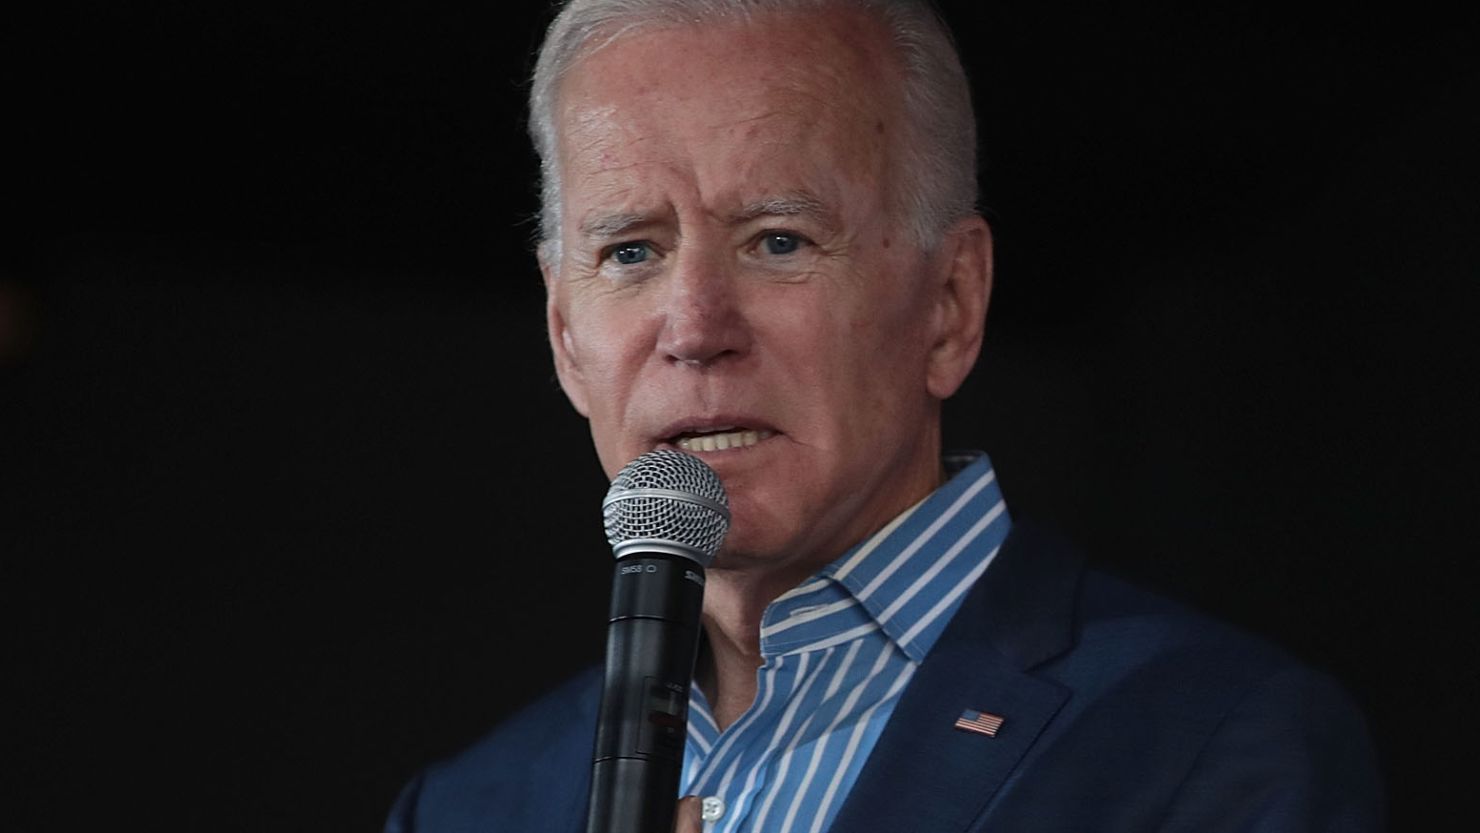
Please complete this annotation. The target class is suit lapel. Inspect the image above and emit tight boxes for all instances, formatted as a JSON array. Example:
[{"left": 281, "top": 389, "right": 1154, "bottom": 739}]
[{"left": 829, "top": 524, "right": 1083, "bottom": 833}]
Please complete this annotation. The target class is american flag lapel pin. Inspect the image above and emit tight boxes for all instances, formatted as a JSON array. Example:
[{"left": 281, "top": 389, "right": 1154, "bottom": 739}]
[{"left": 953, "top": 708, "right": 1005, "bottom": 738}]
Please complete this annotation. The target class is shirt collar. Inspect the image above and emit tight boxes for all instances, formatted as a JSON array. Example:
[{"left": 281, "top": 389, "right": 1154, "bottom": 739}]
[{"left": 758, "top": 451, "right": 1011, "bottom": 662}]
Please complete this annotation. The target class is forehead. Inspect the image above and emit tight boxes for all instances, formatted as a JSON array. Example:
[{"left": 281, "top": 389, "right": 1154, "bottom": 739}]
[
  {"left": 551, "top": 8, "right": 902, "bottom": 213},
  {"left": 570, "top": 6, "right": 895, "bottom": 96}
]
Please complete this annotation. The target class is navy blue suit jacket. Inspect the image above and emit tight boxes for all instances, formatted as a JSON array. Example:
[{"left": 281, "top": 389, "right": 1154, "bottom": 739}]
[{"left": 386, "top": 524, "right": 1384, "bottom": 831}]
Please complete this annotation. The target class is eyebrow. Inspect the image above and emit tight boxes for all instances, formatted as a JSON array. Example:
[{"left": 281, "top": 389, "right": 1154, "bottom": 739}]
[
  {"left": 576, "top": 192, "right": 836, "bottom": 240},
  {"left": 578, "top": 211, "right": 651, "bottom": 239},
  {"left": 731, "top": 192, "right": 832, "bottom": 226}
]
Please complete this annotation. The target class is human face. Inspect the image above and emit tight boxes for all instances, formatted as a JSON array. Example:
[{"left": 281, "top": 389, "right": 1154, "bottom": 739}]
[{"left": 544, "top": 10, "right": 986, "bottom": 577}]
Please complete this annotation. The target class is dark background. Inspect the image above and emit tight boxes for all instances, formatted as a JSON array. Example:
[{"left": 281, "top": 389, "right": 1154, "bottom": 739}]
[{"left": 5, "top": 2, "right": 1476, "bottom": 830}]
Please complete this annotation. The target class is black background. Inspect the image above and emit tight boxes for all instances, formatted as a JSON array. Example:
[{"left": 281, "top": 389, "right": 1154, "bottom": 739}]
[{"left": 5, "top": 2, "right": 1477, "bottom": 830}]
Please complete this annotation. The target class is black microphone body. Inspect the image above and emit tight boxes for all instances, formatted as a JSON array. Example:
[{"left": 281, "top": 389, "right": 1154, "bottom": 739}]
[
  {"left": 587, "top": 551, "right": 706, "bottom": 833},
  {"left": 587, "top": 450, "right": 729, "bottom": 833}
]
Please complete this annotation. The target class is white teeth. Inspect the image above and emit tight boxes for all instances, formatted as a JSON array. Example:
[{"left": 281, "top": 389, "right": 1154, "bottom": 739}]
[{"left": 677, "top": 429, "right": 773, "bottom": 452}]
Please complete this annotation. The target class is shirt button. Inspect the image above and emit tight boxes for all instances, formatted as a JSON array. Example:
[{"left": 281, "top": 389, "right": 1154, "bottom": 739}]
[{"left": 700, "top": 795, "right": 726, "bottom": 822}]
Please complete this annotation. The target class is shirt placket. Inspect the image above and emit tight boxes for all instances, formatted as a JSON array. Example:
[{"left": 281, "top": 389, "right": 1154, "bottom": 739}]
[{"left": 696, "top": 651, "right": 805, "bottom": 833}]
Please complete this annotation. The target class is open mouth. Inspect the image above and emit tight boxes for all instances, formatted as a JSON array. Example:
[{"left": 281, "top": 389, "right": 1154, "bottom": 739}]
[{"left": 672, "top": 428, "right": 775, "bottom": 453}]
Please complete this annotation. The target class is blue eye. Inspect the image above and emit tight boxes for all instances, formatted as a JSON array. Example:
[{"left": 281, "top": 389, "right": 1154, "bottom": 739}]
[
  {"left": 609, "top": 242, "right": 651, "bottom": 265},
  {"left": 761, "top": 233, "right": 802, "bottom": 255}
]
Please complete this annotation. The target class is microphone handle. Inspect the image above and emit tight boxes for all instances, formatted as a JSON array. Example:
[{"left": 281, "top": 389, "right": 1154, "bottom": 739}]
[{"left": 587, "top": 552, "right": 706, "bottom": 833}]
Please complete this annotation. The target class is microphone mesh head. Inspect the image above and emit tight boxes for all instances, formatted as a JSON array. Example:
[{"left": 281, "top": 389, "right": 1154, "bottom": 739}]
[{"left": 603, "top": 449, "right": 730, "bottom": 564}]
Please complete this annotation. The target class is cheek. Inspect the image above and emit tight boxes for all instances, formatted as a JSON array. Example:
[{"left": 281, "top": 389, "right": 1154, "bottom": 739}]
[
  {"left": 565, "top": 300, "right": 623, "bottom": 368},
  {"left": 564, "top": 301, "right": 653, "bottom": 415},
  {"left": 830, "top": 267, "right": 932, "bottom": 349},
  {"left": 848, "top": 291, "right": 937, "bottom": 406},
  {"left": 569, "top": 333, "right": 622, "bottom": 404},
  {"left": 565, "top": 315, "right": 638, "bottom": 476}
]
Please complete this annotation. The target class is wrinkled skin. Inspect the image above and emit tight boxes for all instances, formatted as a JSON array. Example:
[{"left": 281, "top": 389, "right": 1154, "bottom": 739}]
[{"left": 542, "top": 7, "right": 992, "bottom": 598}]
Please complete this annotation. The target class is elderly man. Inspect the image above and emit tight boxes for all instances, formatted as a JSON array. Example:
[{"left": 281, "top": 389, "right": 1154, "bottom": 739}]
[{"left": 387, "top": 1, "right": 1383, "bottom": 831}]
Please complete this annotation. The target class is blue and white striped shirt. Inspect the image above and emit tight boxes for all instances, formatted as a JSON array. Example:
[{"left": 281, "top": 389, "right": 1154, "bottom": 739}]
[{"left": 680, "top": 452, "right": 1011, "bottom": 833}]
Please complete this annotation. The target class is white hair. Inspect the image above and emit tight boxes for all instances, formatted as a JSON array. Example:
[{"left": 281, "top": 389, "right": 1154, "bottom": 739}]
[{"left": 528, "top": 0, "right": 979, "bottom": 264}]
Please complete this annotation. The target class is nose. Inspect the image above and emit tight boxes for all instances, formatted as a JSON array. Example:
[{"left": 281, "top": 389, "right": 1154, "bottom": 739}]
[{"left": 656, "top": 248, "right": 752, "bottom": 367}]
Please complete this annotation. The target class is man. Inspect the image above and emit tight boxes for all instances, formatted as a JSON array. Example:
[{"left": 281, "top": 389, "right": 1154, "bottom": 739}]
[{"left": 387, "top": 1, "right": 1383, "bottom": 830}]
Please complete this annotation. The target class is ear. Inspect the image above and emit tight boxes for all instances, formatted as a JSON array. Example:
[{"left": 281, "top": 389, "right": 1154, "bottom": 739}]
[
  {"left": 925, "top": 215, "right": 993, "bottom": 400},
  {"left": 540, "top": 247, "right": 592, "bottom": 417}
]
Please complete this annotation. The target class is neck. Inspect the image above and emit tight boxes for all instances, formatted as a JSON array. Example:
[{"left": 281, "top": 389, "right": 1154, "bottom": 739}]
[
  {"left": 696, "top": 563, "right": 816, "bottom": 731},
  {"left": 695, "top": 454, "right": 950, "bottom": 730}
]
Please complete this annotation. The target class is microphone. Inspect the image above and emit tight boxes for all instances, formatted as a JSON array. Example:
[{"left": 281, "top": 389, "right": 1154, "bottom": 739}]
[{"left": 587, "top": 450, "right": 730, "bottom": 833}]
